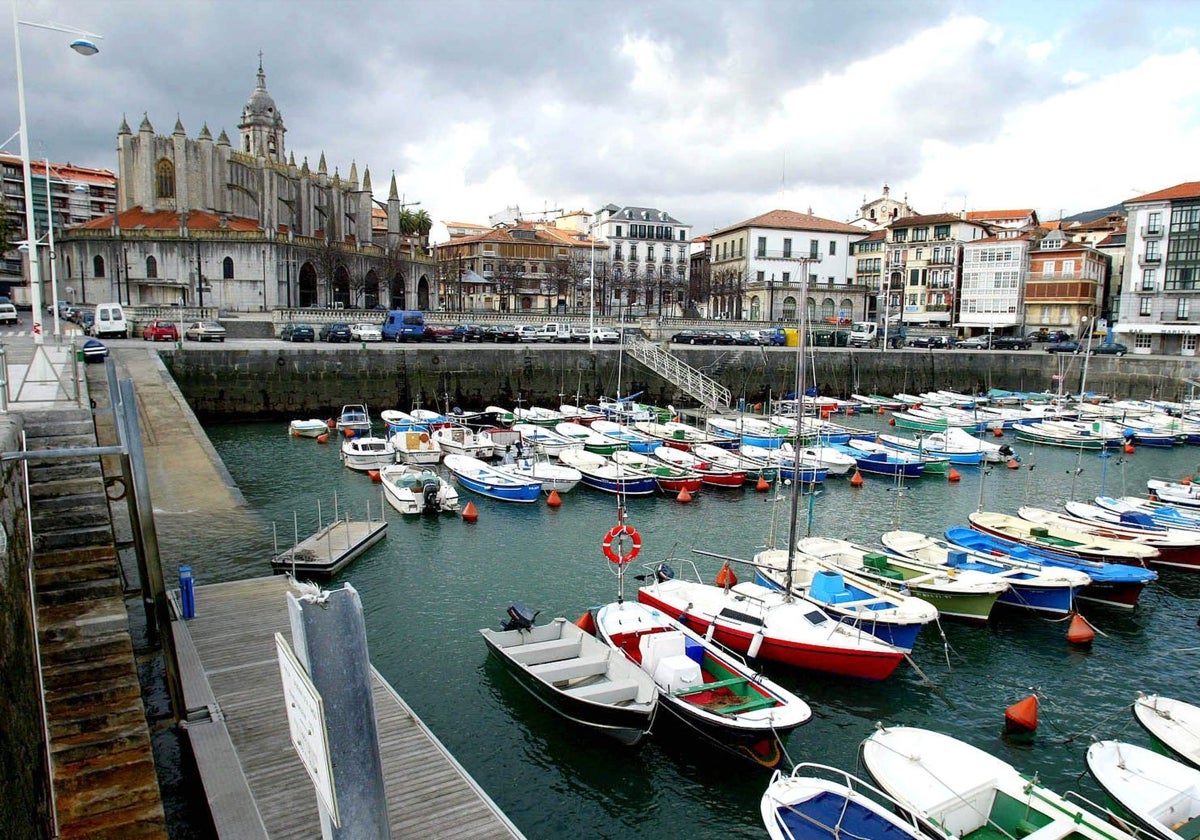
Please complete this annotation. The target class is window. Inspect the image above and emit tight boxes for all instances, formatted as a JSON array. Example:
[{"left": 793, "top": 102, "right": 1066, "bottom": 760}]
[
  {"left": 1146, "top": 241, "right": 1161, "bottom": 260},
  {"left": 155, "top": 159, "right": 175, "bottom": 198},
  {"left": 894, "top": 229, "right": 908, "bottom": 242},
  {"left": 1142, "top": 269, "right": 1157, "bottom": 291},
  {"left": 756, "top": 236, "right": 767, "bottom": 257},
  {"left": 738, "top": 238, "right": 744, "bottom": 256},
  {"left": 1042, "top": 260, "right": 1055, "bottom": 276},
  {"left": 1135, "top": 334, "right": 1154, "bottom": 350},
  {"left": 822, "top": 298, "right": 835, "bottom": 320},
  {"left": 829, "top": 240, "right": 837, "bottom": 256},
  {"left": 222, "top": 256, "right": 234, "bottom": 279},
  {"left": 783, "top": 238, "right": 792, "bottom": 258},
  {"left": 678, "top": 230, "right": 685, "bottom": 241},
  {"left": 934, "top": 224, "right": 950, "bottom": 239},
  {"left": 1140, "top": 297, "right": 1153, "bottom": 316},
  {"left": 757, "top": 271, "right": 765, "bottom": 282},
  {"left": 1147, "top": 211, "right": 1162, "bottom": 234},
  {"left": 915, "top": 248, "right": 923, "bottom": 261},
  {"left": 782, "top": 272, "right": 790, "bottom": 284},
  {"left": 1186, "top": 335, "right": 1198, "bottom": 353},
  {"left": 146, "top": 255, "right": 158, "bottom": 278},
  {"left": 615, "top": 225, "right": 623, "bottom": 238},
  {"left": 913, "top": 227, "right": 929, "bottom": 241},
  {"left": 93, "top": 254, "right": 105, "bottom": 278},
  {"left": 1063, "top": 260, "right": 1075, "bottom": 276},
  {"left": 1179, "top": 298, "right": 1191, "bottom": 320}
]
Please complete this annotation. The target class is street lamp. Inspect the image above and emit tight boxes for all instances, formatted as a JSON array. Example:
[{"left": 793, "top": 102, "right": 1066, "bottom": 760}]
[{"left": 12, "top": 5, "right": 101, "bottom": 344}]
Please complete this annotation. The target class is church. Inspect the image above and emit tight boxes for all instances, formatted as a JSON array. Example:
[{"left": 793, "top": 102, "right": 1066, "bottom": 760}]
[{"left": 57, "top": 61, "right": 435, "bottom": 312}]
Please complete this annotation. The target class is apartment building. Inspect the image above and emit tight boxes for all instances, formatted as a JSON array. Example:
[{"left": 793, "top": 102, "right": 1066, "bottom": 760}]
[
  {"left": 593, "top": 204, "right": 691, "bottom": 316},
  {"left": 1024, "top": 230, "right": 1107, "bottom": 335},
  {"left": 850, "top": 230, "right": 887, "bottom": 320},
  {"left": 959, "top": 235, "right": 1032, "bottom": 335},
  {"left": 708, "top": 209, "right": 867, "bottom": 323},
  {"left": 1114, "top": 182, "right": 1200, "bottom": 355},
  {"left": 884, "top": 213, "right": 989, "bottom": 327}
]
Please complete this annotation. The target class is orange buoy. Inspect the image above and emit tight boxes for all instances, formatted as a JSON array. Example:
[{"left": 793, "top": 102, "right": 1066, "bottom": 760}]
[
  {"left": 677, "top": 487, "right": 693, "bottom": 503},
  {"left": 1067, "top": 613, "right": 1096, "bottom": 645},
  {"left": 715, "top": 562, "right": 738, "bottom": 590},
  {"left": 850, "top": 469, "right": 864, "bottom": 487},
  {"left": 821, "top": 408, "right": 832, "bottom": 420},
  {"left": 755, "top": 475, "right": 770, "bottom": 492},
  {"left": 847, "top": 407, "right": 856, "bottom": 417},
  {"left": 290, "top": 429, "right": 300, "bottom": 437},
  {"left": 316, "top": 433, "right": 329, "bottom": 444},
  {"left": 1004, "top": 694, "right": 1039, "bottom": 734},
  {"left": 574, "top": 610, "right": 596, "bottom": 635},
  {"left": 1007, "top": 458, "right": 1020, "bottom": 469},
  {"left": 546, "top": 489, "right": 562, "bottom": 507},
  {"left": 947, "top": 468, "right": 961, "bottom": 482},
  {"left": 754, "top": 402, "right": 762, "bottom": 412},
  {"left": 367, "top": 469, "right": 381, "bottom": 482},
  {"left": 343, "top": 427, "right": 356, "bottom": 438},
  {"left": 1124, "top": 442, "right": 1135, "bottom": 454},
  {"left": 889, "top": 417, "right": 896, "bottom": 426},
  {"left": 326, "top": 418, "right": 336, "bottom": 428},
  {"left": 1149, "top": 492, "right": 1158, "bottom": 501},
  {"left": 993, "top": 428, "right": 1004, "bottom": 437},
  {"left": 1183, "top": 476, "right": 1192, "bottom": 486},
  {"left": 462, "top": 501, "right": 479, "bottom": 522}
]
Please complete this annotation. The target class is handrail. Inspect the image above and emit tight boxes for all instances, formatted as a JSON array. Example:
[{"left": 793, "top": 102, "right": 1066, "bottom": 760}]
[{"left": 624, "top": 336, "right": 731, "bottom": 409}]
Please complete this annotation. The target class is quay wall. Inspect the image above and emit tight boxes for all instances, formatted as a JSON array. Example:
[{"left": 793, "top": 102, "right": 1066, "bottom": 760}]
[
  {"left": 161, "top": 346, "right": 1200, "bottom": 422},
  {"left": 0, "top": 416, "right": 50, "bottom": 840}
]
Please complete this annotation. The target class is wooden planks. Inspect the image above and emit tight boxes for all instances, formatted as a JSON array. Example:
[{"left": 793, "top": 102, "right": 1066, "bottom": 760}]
[
  {"left": 269, "top": 519, "right": 387, "bottom": 577},
  {"left": 175, "top": 576, "right": 523, "bottom": 839}
]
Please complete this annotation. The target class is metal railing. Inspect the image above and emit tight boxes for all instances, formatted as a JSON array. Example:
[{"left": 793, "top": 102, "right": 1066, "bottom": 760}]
[{"left": 623, "top": 335, "right": 731, "bottom": 409}]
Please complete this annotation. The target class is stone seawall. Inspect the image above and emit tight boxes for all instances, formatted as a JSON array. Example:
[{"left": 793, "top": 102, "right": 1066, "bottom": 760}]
[
  {"left": 0, "top": 415, "right": 50, "bottom": 840},
  {"left": 161, "top": 345, "right": 1200, "bottom": 422}
]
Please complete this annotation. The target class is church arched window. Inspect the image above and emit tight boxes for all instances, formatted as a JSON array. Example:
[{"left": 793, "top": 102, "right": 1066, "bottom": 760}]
[
  {"left": 223, "top": 257, "right": 234, "bottom": 279},
  {"left": 93, "top": 254, "right": 105, "bottom": 278},
  {"left": 146, "top": 255, "right": 158, "bottom": 278},
  {"left": 155, "top": 159, "right": 175, "bottom": 198},
  {"left": 268, "top": 135, "right": 276, "bottom": 155}
]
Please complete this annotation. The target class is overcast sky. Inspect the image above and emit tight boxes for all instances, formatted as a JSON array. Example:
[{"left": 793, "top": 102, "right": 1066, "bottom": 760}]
[{"left": 3, "top": 0, "right": 1198, "bottom": 241}]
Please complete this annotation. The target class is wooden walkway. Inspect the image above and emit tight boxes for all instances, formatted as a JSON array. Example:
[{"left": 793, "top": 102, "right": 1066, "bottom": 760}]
[
  {"left": 173, "top": 576, "right": 524, "bottom": 839},
  {"left": 269, "top": 518, "right": 388, "bottom": 577}
]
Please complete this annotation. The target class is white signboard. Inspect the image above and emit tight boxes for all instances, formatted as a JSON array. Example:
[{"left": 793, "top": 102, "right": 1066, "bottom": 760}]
[{"left": 275, "top": 633, "right": 340, "bottom": 826}]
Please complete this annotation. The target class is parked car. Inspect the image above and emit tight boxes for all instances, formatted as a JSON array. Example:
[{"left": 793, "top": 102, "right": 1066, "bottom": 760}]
[
  {"left": 184, "top": 321, "right": 226, "bottom": 342},
  {"left": 280, "top": 322, "right": 316, "bottom": 342},
  {"left": 671, "top": 330, "right": 710, "bottom": 345},
  {"left": 1027, "top": 329, "right": 1071, "bottom": 343},
  {"left": 0, "top": 303, "right": 18, "bottom": 325},
  {"left": 1046, "top": 339, "right": 1082, "bottom": 354},
  {"left": 319, "top": 322, "right": 353, "bottom": 342},
  {"left": 79, "top": 313, "right": 96, "bottom": 335},
  {"left": 350, "top": 322, "right": 382, "bottom": 342},
  {"left": 991, "top": 336, "right": 1032, "bottom": 350},
  {"left": 423, "top": 324, "right": 455, "bottom": 342},
  {"left": 515, "top": 324, "right": 543, "bottom": 342},
  {"left": 141, "top": 319, "right": 179, "bottom": 342},
  {"left": 1089, "top": 342, "right": 1129, "bottom": 356},
  {"left": 484, "top": 324, "right": 520, "bottom": 343},
  {"left": 955, "top": 335, "right": 992, "bottom": 350},
  {"left": 587, "top": 326, "right": 620, "bottom": 344},
  {"left": 909, "top": 334, "right": 955, "bottom": 348},
  {"left": 452, "top": 323, "right": 484, "bottom": 342},
  {"left": 617, "top": 326, "right": 646, "bottom": 341},
  {"left": 730, "top": 330, "right": 758, "bottom": 345},
  {"left": 568, "top": 325, "right": 592, "bottom": 343}
]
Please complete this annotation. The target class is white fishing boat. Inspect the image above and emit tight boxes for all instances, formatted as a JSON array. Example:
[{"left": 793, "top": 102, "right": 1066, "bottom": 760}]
[
  {"left": 494, "top": 456, "right": 581, "bottom": 494},
  {"left": 513, "top": 406, "right": 564, "bottom": 426},
  {"left": 558, "top": 403, "right": 606, "bottom": 425},
  {"left": 388, "top": 429, "right": 442, "bottom": 465},
  {"left": 380, "top": 409, "right": 425, "bottom": 434},
  {"left": 1134, "top": 694, "right": 1200, "bottom": 769},
  {"left": 378, "top": 464, "right": 458, "bottom": 515},
  {"left": 335, "top": 403, "right": 372, "bottom": 435},
  {"left": 511, "top": 423, "right": 583, "bottom": 457},
  {"left": 1148, "top": 479, "right": 1200, "bottom": 510},
  {"left": 554, "top": 421, "right": 628, "bottom": 455},
  {"left": 691, "top": 443, "right": 778, "bottom": 481},
  {"left": 431, "top": 425, "right": 495, "bottom": 459},
  {"left": 862, "top": 725, "right": 1138, "bottom": 840},
  {"left": 288, "top": 418, "right": 328, "bottom": 438},
  {"left": 1086, "top": 740, "right": 1200, "bottom": 840},
  {"left": 340, "top": 435, "right": 394, "bottom": 471}
]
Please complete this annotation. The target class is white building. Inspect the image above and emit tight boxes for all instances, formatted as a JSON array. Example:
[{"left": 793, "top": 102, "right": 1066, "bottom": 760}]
[
  {"left": 958, "top": 235, "right": 1031, "bottom": 333},
  {"left": 593, "top": 204, "right": 691, "bottom": 316}
]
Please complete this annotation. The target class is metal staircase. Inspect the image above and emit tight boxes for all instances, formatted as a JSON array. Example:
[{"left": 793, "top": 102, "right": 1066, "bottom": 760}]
[{"left": 623, "top": 336, "right": 732, "bottom": 409}]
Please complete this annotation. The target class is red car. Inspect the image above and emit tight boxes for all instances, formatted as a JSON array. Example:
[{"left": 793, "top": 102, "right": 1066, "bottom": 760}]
[{"left": 141, "top": 319, "right": 180, "bottom": 342}]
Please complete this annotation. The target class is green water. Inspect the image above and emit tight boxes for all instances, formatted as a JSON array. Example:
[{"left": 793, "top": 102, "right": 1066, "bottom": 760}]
[{"left": 184, "top": 416, "right": 1200, "bottom": 839}]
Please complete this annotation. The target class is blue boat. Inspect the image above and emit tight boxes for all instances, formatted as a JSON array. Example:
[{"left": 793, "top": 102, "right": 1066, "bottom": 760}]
[
  {"left": 775, "top": 458, "right": 829, "bottom": 484},
  {"left": 829, "top": 442, "right": 924, "bottom": 478},
  {"left": 944, "top": 527, "right": 1157, "bottom": 611},
  {"left": 558, "top": 449, "right": 659, "bottom": 496},
  {"left": 875, "top": 433, "right": 985, "bottom": 466},
  {"left": 1094, "top": 495, "right": 1200, "bottom": 530},
  {"left": 442, "top": 453, "right": 542, "bottom": 503},
  {"left": 881, "top": 530, "right": 1086, "bottom": 616},
  {"left": 591, "top": 420, "right": 659, "bottom": 454}
]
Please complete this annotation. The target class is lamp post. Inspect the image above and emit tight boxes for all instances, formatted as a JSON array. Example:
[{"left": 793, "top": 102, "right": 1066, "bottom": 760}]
[
  {"left": 43, "top": 158, "right": 61, "bottom": 336},
  {"left": 12, "top": 6, "right": 101, "bottom": 344},
  {"left": 588, "top": 217, "right": 597, "bottom": 350}
]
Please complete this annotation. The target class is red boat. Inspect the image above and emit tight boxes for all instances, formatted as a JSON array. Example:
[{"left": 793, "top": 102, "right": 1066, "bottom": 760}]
[{"left": 652, "top": 446, "right": 747, "bottom": 487}]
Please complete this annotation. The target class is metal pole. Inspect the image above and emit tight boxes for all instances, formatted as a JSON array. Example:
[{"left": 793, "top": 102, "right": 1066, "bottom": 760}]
[
  {"left": 588, "top": 220, "right": 596, "bottom": 350},
  {"left": 288, "top": 585, "right": 391, "bottom": 840},
  {"left": 13, "top": 5, "right": 44, "bottom": 343},
  {"left": 44, "top": 159, "right": 61, "bottom": 338}
]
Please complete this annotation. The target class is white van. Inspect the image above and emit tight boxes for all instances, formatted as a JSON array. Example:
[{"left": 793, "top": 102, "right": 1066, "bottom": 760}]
[
  {"left": 0, "top": 303, "right": 18, "bottom": 325},
  {"left": 92, "top": 303, "right": 128, "bottom": 339},
  {"left": 535, "top": 322, "right": 572, "bottom": 342}
]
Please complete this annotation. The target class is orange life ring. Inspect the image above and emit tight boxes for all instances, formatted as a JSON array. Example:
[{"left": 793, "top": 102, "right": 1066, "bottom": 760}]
[
  {"left": 602, "top": 524, "right": 642, "bottom": 565},
  {"left": 419, "top": 432, "right": 430, "bottom": 443}
]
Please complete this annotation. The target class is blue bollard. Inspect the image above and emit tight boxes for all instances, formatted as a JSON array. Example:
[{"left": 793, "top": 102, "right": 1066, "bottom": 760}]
[{"left": 180, "top": 565, "right": 195, "bottom": 619}]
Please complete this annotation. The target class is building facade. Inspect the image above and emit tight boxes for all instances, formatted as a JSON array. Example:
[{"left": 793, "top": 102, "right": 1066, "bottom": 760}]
[
  {"left": 1, "top": 154, "right": 117, "bottom": 306},
  {"left": 884, "top": 213, "right": 989, "bottom": 328},
  {"left": 1023, "top": 230, "right": 1108, "bottom": 336},
  {"left": 57, "top": 62, "right": 434, "bottom": 312},
  {"left": 958, "top": 235, "right": 1032, "bottom": 334},
  {"left": 850, "top": 230, "right": 886, "bottom": 321},
  {"left": 593, "top": 205, "right": 691, "bottom": 317},
  {"left": 708, "top": 209, "right": 868, "bottom": 323},
  {"left": 1114, "top": 182, "right": 1200, "bottom": 355}
]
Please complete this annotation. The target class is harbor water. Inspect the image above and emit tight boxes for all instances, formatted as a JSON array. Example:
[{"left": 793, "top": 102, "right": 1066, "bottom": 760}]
[{"left": 181, "top": 414, "right": 1200, "bottom": 839}]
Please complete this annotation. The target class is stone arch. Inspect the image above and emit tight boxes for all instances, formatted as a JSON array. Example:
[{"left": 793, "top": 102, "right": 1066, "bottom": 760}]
[
  {"left": 333, "top": 265, "right": 351, "bottom": 307},
  {"left": 417, "top": 275, "right": 430, "bottom": 310},
  {"left": 822, "top": 298, "right": 835, "bottom": 321},
  {"left": 146, "top": 255, "right": 158, "bottom": 278},
  {"left": 364, "top": 269, "right": 380, "bottom": 309},
  {"left": 782, "top": 296, "right": 798, "bottom": 320},
  {"left": 298, "top": 261, "right": 318, "bottom": 307},
  {"left": 749, "top": 295, "right": 761, "bottom": 320},
  {"left": 840, "top": 297, "right": 854, "bottom": 323},
  {"left": 156, "top": 158, "right": 175, "bottom": 198},
  {"left": 389, "top": 273, "right": 406, "bottom": 309},
  {"left": 806, "top": 297, "right": 816, "bottom": 321},
  {"left": 223, "top": 256, "right": 234, "bottom": 279},
  {"left": 93, "top": 254, "right": 105, "bottom": 278},
  {"left": 520, "top": 296, "right": 533, "bottom": 310}
]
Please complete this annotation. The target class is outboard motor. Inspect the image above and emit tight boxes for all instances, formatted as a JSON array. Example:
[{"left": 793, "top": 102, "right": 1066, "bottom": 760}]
[
  {"left": 502, "top": 603, "right": 540, "bottom": 631},
  {"left": 654, "top": 563, "right": 675, "bottom": 583},
  {"left": 421, "top": 480, "right": 441, "bottom": 514},
  {"left": 998, "top": 444, "right": 1014, "bottom": 457}
]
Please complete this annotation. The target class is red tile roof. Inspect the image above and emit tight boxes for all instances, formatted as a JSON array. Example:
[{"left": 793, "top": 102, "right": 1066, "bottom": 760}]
[
  {"left": 0, "top": 152, "right": 116, "bottom": 185},
  {"left": 888, "top": 212, "right": 969, "bottom": 227},
  {"left": 1127, "top": 182, "right": 1200, "bottom": 203},
  {"left": 74, "top": 207, "right": 261, "bottom": 232},
  {"left": 965, "top": 209, "right": 1035, "bottom": 221},
  {"left": 712, "top": 209, "right": 864, "bottom": 237}
]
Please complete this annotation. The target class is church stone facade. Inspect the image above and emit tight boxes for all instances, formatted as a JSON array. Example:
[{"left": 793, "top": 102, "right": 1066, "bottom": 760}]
[{"left": 58, "top": 62, "right": 434, "bottom": 313}]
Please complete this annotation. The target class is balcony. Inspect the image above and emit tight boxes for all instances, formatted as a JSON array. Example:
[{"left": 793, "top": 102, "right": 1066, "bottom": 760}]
[
  {"left": 754, "top": 248, "right": 822, "bottom": 261},
  {"left": 1161, "top": 312, "right": 1197, "bottom": 323},
  {"left": 928, "top": 254, "right": 955, "bottom": 265},
  {"left": 926, "top": 304, "right": 951, "bottom": 312},
  {"left": 1141, "top": 225, "right": 1163, "bottom": 238},
  {"left": 1140, "top": 253, "right": 1163, "bottom": 266}
]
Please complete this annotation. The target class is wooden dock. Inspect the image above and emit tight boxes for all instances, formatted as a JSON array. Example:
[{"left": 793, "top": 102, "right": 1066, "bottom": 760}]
[
  {"left": 270, "top": 518, "right": 387, "bottom": 577},
  {"left": 172, "top": 576, "right": 524, "bottom": 839}
]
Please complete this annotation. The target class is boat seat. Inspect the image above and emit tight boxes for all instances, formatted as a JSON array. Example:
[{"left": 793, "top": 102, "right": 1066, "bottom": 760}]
[
  {"left": 673, "top": 676, "right": 748, "bottom": 697},
  {"left": 528, "top": 655, "right": 609, "bottom": 684},
  {"left": 1018, "top": 820, "right": 1081, "bottom": 840},
  {"left": 714, "top": 693, "right": 778, "bottom": 715},
  {"left": 564, "top": 679, "right": 641, "bottom": 705},
  {"left": 505, "top": 637, "right": 581, "bottom": 666}
]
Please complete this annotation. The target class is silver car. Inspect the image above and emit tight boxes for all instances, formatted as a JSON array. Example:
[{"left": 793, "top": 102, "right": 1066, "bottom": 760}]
[{"left": 184, "top": 321, "right": 226, "bottom": 342}]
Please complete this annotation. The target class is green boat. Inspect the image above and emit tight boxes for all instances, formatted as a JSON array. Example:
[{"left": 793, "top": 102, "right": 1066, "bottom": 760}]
[{"left": 796, "top": 536, "right": 1008, "bottom": 624}]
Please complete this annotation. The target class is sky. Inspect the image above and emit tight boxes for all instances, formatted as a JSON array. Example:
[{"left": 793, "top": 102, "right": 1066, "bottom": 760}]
[{"left": 3, "top": 0, "right": 1199, "bottom": 243}]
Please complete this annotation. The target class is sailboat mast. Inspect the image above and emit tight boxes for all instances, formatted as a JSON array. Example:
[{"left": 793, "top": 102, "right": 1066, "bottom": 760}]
[{"left": 783, "top": 265, "right": 814, "bottom": 598}]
